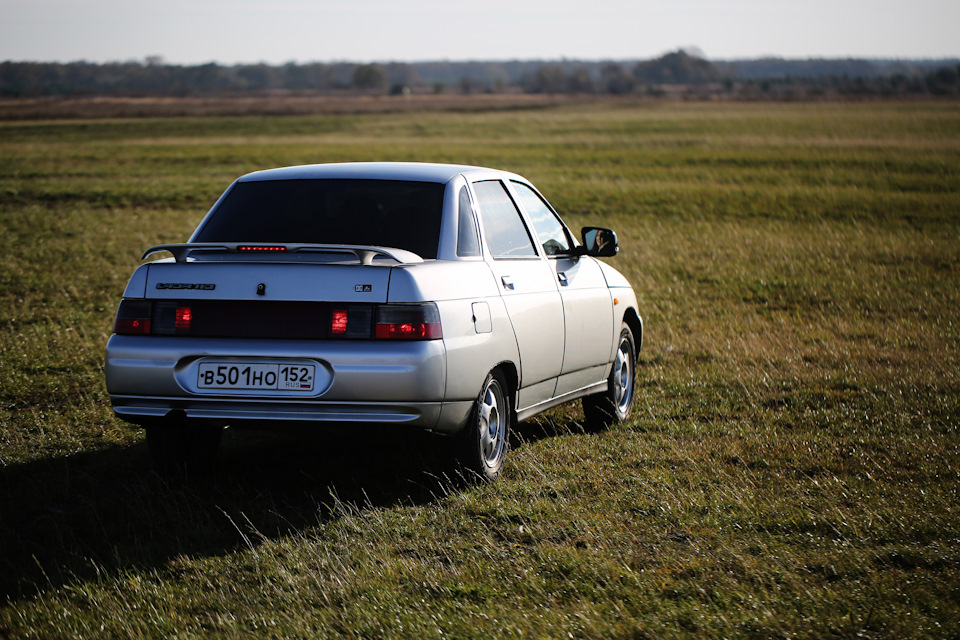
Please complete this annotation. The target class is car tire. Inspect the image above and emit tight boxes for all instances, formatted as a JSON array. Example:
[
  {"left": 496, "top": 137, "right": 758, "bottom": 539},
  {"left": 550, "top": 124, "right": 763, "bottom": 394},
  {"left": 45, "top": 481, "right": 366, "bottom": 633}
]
[
  {"left": 457, "top": 370, "right": 510, "bottom": 482},
  {"left": 583, "top": 322, "right": 636, "bottom": 430},
  {"left": 146, "top": 421, "right": 223, "bottom": 478}
]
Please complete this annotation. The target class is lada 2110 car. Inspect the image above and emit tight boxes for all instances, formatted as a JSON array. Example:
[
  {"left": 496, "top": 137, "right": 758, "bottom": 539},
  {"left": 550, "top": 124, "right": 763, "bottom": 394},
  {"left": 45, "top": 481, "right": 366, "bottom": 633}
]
[{"left": 105, "top": 163, "right": 643, "bottom": 480}]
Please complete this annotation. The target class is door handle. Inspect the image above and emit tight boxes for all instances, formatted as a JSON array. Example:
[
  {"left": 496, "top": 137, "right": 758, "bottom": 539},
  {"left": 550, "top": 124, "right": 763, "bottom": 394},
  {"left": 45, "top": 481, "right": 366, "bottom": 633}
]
[
  {"left": 501, "top": 275, "right": 515, "bottom": 290},
  {"left": 558, "top": 272, "right": 568, "bottom": 286}
]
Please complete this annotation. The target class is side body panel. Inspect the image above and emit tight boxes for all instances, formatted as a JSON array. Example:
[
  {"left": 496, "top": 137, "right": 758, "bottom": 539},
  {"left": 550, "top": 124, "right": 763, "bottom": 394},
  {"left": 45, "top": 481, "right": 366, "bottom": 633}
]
[{"left": 550, "top": 255, "right": 615, "bottom": 397}]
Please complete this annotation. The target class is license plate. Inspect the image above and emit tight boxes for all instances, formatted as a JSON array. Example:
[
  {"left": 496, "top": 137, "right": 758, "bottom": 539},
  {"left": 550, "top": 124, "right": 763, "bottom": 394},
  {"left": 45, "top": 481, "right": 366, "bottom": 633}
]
[{"left": 197, "top": 362, "right": 315, "bottom": 392}]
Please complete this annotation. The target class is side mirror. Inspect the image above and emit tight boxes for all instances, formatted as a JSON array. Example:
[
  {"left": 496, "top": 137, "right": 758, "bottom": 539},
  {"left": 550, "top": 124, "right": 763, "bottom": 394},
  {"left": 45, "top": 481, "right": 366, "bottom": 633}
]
[{"left": 580, "top": 226, "right": 619, "bottom": 257}]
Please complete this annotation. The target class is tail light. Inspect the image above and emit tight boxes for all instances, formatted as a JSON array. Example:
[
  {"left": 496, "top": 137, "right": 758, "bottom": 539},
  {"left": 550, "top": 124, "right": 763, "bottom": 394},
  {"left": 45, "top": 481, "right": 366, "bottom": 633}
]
[
  {"left": 153, "top": 301, "right": 193, "bottom": 335},
  {"left": 113, "top": 300, "right": 152, "bottom": 335},
  {"left": 331, "top": 309, "right": 349, "bottom": 334},
  {"left": 112, "top": 300, "right": 441, "bottom": 340},
  {"left": 113, "top": 300, "right": 193, "bottom": 336},
  {"left": 175, "top": 305, "right": 193, "bottom": 332},
  {"left": 375, "top": 304, "right": 442, "bottom": 340},
  {"left": 329, "top": 305, "right": 372, "bottom": 338}
]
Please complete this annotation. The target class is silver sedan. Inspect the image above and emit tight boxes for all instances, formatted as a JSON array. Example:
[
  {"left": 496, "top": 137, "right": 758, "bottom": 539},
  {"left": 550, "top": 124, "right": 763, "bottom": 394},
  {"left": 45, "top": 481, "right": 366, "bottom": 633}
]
[{"left": 105, "top": 162, "right": 642, "bottom": 480}]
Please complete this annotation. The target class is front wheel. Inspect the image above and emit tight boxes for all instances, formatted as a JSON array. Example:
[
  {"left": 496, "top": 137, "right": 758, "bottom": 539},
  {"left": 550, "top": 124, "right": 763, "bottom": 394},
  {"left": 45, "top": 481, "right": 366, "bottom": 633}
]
[
  {"left": 457, "top": 370, "right": 510, "bottom": 482},
  {"left": 583, "top": 322, "right": 637, "bottom": 430}
]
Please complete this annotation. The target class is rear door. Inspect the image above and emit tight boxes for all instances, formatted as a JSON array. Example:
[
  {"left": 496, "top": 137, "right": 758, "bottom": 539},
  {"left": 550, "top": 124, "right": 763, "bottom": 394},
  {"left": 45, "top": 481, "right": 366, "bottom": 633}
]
[{"left": 471, "top": 179, "right": 564, "bottom": 410}]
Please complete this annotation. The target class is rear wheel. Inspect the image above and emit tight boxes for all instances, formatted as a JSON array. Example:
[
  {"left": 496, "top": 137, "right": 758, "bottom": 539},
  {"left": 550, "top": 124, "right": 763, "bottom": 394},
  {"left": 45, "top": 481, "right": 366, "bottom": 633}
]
[
  {"left": 583, "top": 322, "right": 636, "bottom": 430},
  {"left": 146, "top": 420, "right": 223, "bottom": 478},
  {"left": 457, "top": 370, "right": 510, "bottom": 482}
]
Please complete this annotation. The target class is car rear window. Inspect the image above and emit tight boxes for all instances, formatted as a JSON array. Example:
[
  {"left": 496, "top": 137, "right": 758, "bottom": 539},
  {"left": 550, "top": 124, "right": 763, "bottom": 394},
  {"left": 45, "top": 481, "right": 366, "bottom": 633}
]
[{"left": 193, "top": 179, "right": 445, "bottom": 259}]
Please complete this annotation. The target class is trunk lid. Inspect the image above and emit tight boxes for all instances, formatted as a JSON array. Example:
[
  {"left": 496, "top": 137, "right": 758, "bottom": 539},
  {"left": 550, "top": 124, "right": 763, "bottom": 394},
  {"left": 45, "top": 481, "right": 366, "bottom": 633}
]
[{"left": 144, "top": 261, "right": 392, "bottom": 304}]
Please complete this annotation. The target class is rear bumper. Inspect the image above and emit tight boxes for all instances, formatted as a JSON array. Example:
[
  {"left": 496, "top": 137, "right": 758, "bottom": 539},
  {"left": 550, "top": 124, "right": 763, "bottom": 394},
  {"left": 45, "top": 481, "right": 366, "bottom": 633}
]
[
  {"left": 110, "top": 395, "right": 444, "bottom": 428},
  {"left": 105, "top": 335, "right": 469, "bottom": 432}
]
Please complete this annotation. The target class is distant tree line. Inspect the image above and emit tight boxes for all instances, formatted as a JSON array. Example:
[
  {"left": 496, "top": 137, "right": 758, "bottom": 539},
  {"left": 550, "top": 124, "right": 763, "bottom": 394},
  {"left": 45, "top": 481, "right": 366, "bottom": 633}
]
[{"left": 2, "top": 52, "right": 958, "bottom": 99}]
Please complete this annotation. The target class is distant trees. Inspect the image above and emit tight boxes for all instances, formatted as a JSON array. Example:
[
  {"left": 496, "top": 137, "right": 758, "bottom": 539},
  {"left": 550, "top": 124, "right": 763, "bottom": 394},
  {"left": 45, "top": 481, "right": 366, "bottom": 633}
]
[
  {"left": 281, "top": 62, "right": 337, "bottom": 92},
  {"left": 383, "top": 63, "right": 420, "bottom": 93},
  {"left": 566, "top": 66, "right": 595, "bottom": 93},
  {"left": 928, "top": 65, "right": 960, "bottom": 95},
  {"left": 601, "top": 63, "right": 636, "bottom": 94},
  {"left": 524, "top": 64, "right": 566, "bottom": 94},
  {"left": 1, "top": 54, "right": 958, "bottom": 100},
  {"left": 237, "top": 64, "right": 279, "bottom": 91},
  {"left": 633, "top": 50, "right": 722, "bottom": 85},
  {"left": 351, "top": 64, "right": 386, "bottom": 91},
  {"left": 0, "top": 60, "right": 349, "bottom": 97}
]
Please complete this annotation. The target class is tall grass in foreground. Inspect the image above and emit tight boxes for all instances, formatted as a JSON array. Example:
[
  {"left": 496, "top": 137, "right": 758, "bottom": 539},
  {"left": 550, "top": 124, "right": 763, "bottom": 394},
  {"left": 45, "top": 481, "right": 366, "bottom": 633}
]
[{"left": 1, "top": 101, "right": 958, "bottom": 638}]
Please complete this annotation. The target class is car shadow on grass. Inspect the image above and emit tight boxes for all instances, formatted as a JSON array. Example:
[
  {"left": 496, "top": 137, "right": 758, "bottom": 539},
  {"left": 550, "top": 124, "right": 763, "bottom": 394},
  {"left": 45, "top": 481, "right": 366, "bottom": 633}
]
[
  {"left": 0, "top": 424, "right": 474, "bottom": 602},
  {"left": 514, "top": 405, "right": 599, "bottom": 448}
]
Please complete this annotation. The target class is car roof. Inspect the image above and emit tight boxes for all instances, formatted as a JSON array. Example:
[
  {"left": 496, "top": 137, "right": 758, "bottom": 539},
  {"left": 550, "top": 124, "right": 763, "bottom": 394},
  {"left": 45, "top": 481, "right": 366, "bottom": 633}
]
[{"left": 237, "top": 162, "right": 523, "bottom": 184}]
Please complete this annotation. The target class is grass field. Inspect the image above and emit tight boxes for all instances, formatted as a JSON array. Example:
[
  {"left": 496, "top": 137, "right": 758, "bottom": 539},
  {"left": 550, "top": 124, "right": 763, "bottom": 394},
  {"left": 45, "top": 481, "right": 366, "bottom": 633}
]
[{"left": 1, "top": 100, "right": 958, "bottom": 638}]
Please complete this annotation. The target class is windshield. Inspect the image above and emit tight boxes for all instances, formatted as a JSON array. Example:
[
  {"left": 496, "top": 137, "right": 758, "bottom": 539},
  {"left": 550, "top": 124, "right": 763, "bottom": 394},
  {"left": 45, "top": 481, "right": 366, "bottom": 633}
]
[{"left": 193, "top": 179, "right": 445, "bottom": 259}]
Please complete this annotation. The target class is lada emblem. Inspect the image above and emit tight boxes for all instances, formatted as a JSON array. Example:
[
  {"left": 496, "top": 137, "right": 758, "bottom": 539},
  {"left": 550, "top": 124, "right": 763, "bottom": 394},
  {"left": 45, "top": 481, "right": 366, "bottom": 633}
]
[{"left": 156, "top": 283, "right": 216, "bottom": 290}]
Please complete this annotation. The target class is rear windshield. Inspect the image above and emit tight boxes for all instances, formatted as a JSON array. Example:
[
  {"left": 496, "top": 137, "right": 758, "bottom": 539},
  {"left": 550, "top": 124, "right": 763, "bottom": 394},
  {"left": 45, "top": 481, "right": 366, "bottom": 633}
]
[{"left": 193, "top": 179, "right": 445, "bottom": 259}]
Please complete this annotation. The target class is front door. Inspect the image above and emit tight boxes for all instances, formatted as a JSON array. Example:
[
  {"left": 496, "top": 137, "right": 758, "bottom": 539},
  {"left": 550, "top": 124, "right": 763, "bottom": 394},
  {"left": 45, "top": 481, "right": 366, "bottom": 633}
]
[{"left": 507, "top": 180, "right": 614, "bottom": 396}]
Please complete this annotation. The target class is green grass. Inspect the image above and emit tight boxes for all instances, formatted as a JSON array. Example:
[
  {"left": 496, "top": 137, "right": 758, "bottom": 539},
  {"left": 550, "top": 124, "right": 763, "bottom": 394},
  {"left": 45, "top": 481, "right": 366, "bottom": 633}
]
[{"left": 1, "top": 100, "right": 959, "bottom": 638}]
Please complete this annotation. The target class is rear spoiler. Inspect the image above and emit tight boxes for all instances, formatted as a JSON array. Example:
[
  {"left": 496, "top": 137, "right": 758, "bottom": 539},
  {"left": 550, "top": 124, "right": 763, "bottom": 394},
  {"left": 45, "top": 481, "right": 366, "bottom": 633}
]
[{"left": 141, "top": 243, "right": 424, "bottom": 266}]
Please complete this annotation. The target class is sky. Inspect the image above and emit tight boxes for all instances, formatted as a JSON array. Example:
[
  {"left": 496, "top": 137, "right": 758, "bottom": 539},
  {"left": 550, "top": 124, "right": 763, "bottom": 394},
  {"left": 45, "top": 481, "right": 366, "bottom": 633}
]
[{"left": 1, "top": 0, "right": 958, "bottom": 65}]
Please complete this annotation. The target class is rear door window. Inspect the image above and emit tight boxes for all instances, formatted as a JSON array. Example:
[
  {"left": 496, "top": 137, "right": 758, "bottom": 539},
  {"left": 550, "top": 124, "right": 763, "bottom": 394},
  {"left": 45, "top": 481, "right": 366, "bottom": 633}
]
[
  {"left": 457, "top": 185, "right": 481, "bottom": 257},
  {"left": 472, "top": 180, "right": 537, "bottom": 258}
]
